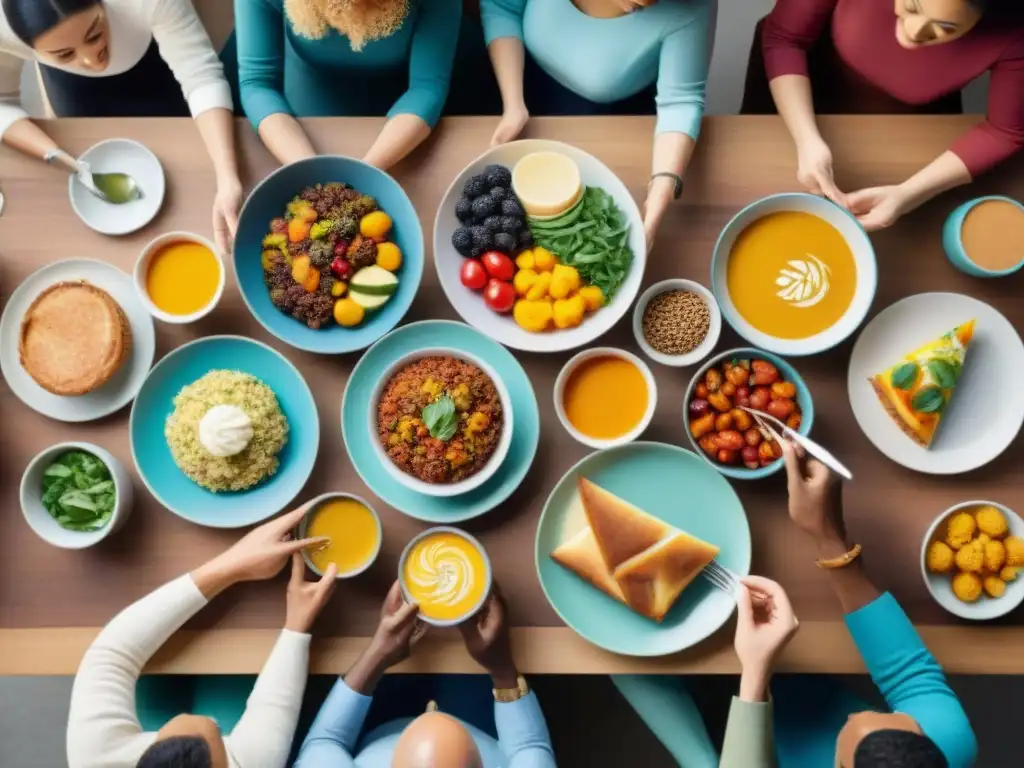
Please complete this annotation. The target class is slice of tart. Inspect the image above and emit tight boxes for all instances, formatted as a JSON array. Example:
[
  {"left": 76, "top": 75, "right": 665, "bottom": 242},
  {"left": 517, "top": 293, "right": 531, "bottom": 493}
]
[{"left": 869, "top": 320, "right": 975, "bottom": 447}]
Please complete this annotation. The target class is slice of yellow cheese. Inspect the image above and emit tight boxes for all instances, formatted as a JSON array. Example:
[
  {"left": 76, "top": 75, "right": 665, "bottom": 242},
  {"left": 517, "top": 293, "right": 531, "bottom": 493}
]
[{"left": 512, "top": 152, "right": 582, "bottom": 218}]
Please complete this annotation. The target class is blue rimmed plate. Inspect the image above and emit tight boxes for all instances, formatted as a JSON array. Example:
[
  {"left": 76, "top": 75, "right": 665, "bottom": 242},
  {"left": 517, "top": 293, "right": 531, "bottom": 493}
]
[
  {"left": 535, "top": 442, "right": 751, "bottom": 657},
  {"left": 130, "top": 336, "right": 319, "bottom": 528},
  {"left": 342, "top": 320, "right": 539, "bottom": 522}
]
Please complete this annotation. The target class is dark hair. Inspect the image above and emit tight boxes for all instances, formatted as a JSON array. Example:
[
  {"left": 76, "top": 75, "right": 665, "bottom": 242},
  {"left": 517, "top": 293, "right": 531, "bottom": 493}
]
[
  {"left": 135, "top": 736, "right": 212, "bottom": 768},
  {"left": 968, "top": 0, "right": 1024, "bottom": 24},
  {"left": 1, "top": 0, "right": 101, "bottom": 46},
  {"left": 855, "top": 730, "right": 948, "bottom": 768}
]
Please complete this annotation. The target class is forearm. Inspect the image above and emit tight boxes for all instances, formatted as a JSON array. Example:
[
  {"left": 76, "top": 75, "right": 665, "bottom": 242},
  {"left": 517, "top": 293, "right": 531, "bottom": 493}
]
[
  {"left": 769, "top": 75, "right": 822, "bottom": 147},
  {"left": 2, "top": 118, "right": 77, "bottom": 171},
  {"left": 814, "top": 532, "right": 880, "bottom": 615},
  {"left": 194, "top": 107, "right": 240, "bottom": 185},
  {"left": 363, "top": 114, "right": 431, "bottom": 171},
  {"left": 896, "top": 151, "right": 971, "bottom": 214},
  {"left": 344, "top": 641, "right": 393, "bottom": 695},
  {"left": 720, "top": 695, "right": 775, "bottom": 768},
  {"left": 257, "top": 113, "right": 317, "bottom": 166},
  {"left": 739, "top": 665, "right": 770, "bottom": 703},
  {"left": 646, "top": 131, "right": 696, "bottom": 222},
  {"left": 488, "top": 37, "right": 527, "bottom": 113}
]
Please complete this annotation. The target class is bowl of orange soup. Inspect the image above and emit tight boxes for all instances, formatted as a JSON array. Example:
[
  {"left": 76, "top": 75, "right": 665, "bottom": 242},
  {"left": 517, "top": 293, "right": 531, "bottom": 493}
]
[
  {"left": 299, "top": 493, "right": 383, "bottom": 579},
  {"left": 135, "top": 232, "right": 225, "bottom": 324},
  {"left": 399, "top": 526, "right": 492, "bottom": 626},
  {"left": 554, "top": 347, "right": 657, "bottom": 450},
  {"left": 711, "top": 193, "right": 877, "bottom": 357},
  {"left": 943, "top": 196, "right": 1024, "bottom": 278}
]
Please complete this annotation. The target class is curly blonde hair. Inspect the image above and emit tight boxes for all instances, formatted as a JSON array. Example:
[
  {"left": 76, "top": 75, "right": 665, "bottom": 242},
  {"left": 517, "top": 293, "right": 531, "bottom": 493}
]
[{"left": 284, "top": 0, "right": 411, "bottom": 51}]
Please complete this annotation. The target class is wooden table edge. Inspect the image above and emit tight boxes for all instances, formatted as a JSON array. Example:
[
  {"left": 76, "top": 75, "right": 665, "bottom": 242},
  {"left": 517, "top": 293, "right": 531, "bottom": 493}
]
[{"left": 2, "top": 624, "right": 1017, "bottom": 675}]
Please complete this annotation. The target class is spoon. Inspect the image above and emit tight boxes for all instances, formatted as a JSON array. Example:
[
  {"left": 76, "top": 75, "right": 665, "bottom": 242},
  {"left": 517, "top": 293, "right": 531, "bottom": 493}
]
[{"left": 76, "top": 163, "right": 143, "bottom": 205}]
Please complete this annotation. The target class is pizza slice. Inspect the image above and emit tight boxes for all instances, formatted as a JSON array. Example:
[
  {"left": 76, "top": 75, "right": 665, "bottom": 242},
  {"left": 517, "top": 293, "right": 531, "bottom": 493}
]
[{"left": 869, "top": 319, "right": 975, "bottom": 447}]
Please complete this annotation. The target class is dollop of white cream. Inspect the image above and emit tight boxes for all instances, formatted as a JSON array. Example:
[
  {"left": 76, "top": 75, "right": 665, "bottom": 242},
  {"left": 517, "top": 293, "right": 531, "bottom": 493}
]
[{"left": 198, "top": 404, "right": 253, "bottom": 458}]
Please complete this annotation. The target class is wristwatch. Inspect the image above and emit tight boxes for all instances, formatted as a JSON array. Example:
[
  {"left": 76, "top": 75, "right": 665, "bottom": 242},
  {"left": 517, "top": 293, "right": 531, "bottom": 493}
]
[{"left": 493, "top": 675, "right": 530, "bottom": 703}]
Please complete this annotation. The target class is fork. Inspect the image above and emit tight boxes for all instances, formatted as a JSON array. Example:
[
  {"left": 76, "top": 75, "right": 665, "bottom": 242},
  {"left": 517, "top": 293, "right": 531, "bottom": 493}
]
[
  {"left": 702, "top": 559, "right": 740, "bottom": 596},
  {"left": 739, "top": 406, "right": 853, "bottom": 480}
]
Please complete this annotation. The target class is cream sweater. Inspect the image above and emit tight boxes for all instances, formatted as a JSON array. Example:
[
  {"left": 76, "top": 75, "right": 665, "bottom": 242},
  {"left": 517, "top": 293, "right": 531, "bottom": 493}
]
[{"left": 66, "top": 575, "right": 310, "bottom": 768}]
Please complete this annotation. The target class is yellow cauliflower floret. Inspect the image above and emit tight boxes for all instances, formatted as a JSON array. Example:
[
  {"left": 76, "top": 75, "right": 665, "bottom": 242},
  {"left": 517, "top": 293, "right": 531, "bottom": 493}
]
[
  {"left": 532, "top": 246, "right": 556, "bottom": 272},
  {"left": 549, "top": 264, "right": 581, "bottom": 299},
  {"left": 952, "top": 572, "right": 983, "bottom": 603},
  {"left": 578, "top": 285, "right": 605, "bottom": 312},
  {"left": 465, "top": 411, "right": 489, "bottom": 434},
  {"left": 954, "top": 542, "right": 984, "bottom": 574},
  {"left": 976, "top": 506, "right": 1009, "bottom": 539},
  {"left": 515, "top": 250, "right": 535, "bottom": 270},
  {"left": 526, "top": 272, "right": 552, "bottom": 301},
  {"left": 984, "top": 540, "right": 1007, "bottom": 573},
  {"left": 553, "top": 294, "right": 586, "bottom": 329},
  {"left": 1000, "top": 566, "right": 1019, "bottom": 582},
  {"left": 513, "top": 268, "right": 539, "bottom": 298},
  {"left": 513, "top": 299, "right": 553, "bottom": 333},
  {"left": 926, "top": 541, "right": 955, "bottom": 574},
  {"left": 450, "top": 383, "right": 471, "bottom": 412},
  {"left": 945, "top": 512, "right": 977, "bottom": 550},
  {"left": 984, "top": 576, "right": 1006, "bottom": 599},
  {"left": 420, "top": 377, "right": 444, "bottom": 401},
  {"left": 1005, "top": 536, "right": 1024, "bottom": 567}
]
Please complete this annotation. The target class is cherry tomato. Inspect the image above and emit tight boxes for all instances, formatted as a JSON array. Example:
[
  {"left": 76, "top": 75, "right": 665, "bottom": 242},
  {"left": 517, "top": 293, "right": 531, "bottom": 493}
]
[
  {"left": 460, "top": 259, "right": 488, "bottom": 291},
  {"left": 480, "top": 251, "right": 516, "bottom": 282},
  {"left": 483, "top": 278, "right": 516, "bottom": 313}
]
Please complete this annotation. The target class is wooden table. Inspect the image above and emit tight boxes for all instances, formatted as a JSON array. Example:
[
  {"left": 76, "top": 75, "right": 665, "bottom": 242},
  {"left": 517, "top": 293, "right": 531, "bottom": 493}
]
[{"left": 1, "top": 116, "right": 1022, "bottom": 676}]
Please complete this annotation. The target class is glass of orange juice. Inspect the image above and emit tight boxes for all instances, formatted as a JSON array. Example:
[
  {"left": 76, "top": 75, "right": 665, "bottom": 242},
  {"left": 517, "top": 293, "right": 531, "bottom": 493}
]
[{"left": 299, "top": 493, "right": 383, "bottom": 579}]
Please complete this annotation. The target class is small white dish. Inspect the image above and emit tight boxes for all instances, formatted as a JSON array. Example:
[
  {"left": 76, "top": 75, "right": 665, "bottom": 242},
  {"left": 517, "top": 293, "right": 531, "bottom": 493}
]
[
  {"left": 134, "top": 231, "right": 225, "bottom": 324},
  {"left": 0, "top": 259, "right": 156, "bottom": 422},
  {"left": 70, "top": 139, "right": 165, "bottom": 236},
  {"left": 921, "top": 500, "right": 1024, "bottom": 621},
  {"left": 848, "top": 292, "right": 1024, "bottom": 475},
  {"left": 20, "top": 442, "right": 133, "bottom": 549},
  {"left": 632, "top": 279, "right": 721, "bottom": 367},
  {"left": 554, "top": 347, "right": 658, "bottom": 450},
  {"left": 298, "top": 492, "right": 383, "bottom": 579},
  {"left": 367, "top": 348, "right": 514, "bottom": 498}
]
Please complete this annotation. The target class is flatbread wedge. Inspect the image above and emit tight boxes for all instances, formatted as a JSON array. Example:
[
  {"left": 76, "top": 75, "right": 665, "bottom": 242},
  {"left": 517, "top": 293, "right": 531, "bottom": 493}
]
[
  {"left": 614, "top": 531, "right": 720, "bottom": 622},
  {"left": 550, "top": 527, "right": 626, "bottom": 603},
  {"left": 577, "top": 477, "right": 670, "bottom": 571}
]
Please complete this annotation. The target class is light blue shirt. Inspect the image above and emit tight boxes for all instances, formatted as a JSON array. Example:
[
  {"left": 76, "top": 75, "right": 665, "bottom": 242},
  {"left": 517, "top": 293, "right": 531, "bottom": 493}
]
[
  {"left": 293, "top": 679, "right": 557, "bottom": 768},
  {"left": 480, "top": 0, "right": 714, "bottom": 138}
]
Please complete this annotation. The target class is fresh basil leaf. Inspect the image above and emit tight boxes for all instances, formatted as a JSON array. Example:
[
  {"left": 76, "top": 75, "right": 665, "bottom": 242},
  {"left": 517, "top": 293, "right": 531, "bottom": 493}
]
[
  {"left": 911, "top": 386, "right": 946, "bottom": 413},
  {"left": 927, "top": 358, "right": 960, "bottom": 390},
  {"left": 422, "top": 395, "right": 458, "bottom": 442},
  {"left": 890, "top": 362, "right": 919, "bottom": 390},
  {"left": 43, "top": 463, "right": 72, "bottom": 480}
]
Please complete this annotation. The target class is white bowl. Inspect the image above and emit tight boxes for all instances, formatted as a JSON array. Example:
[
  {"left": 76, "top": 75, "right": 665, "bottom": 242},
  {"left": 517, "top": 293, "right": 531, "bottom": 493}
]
[
  {"left": 134, "top": 231, "right": 225, "bottom": 324},
  {"left": 632, "top": 279, "right": 722, "bottom": 367},
  {"left": 70, "top": 139, "right": 165, "bottom": 236},
  {"left": 298, "top": 492, "right": 383, "bottom": 579},
  {"left": 920, "top": 500, "right": 1024, "bottom": 621},
  {"left": 711, "top": 193, "right": 877, "bottom": 357},
  {"left": 433, "top": 139, "right": 646, "bottom": 353},
  {"left": 553, "top": 347, "right": 658, "bottom": 450},
  {"left": 19, "top": 442, "right": 133, "bottom": 549},
  {"left": 368, "top": 349, "right": 514, "bottom": 497}
]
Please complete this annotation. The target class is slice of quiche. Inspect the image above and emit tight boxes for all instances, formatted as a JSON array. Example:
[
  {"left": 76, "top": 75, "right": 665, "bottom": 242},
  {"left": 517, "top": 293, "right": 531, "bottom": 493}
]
[{"left": 870, "top": 320, "right": 975, "bottom": 447}]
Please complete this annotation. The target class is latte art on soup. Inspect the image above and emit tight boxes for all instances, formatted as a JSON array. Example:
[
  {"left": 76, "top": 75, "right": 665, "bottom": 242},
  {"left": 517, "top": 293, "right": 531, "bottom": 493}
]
[
  {"left": 403, "top": 531, "right": 489, "bottom": 622},
  {"left": 775, "top": 254, "right": 831, "bottom": 308}
]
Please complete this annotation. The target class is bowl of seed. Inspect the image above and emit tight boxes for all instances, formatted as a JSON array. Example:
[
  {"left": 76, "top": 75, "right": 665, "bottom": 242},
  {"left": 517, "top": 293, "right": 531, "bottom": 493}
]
[{"left": 633, "top": 279, "right": 721, "bottom": 367}]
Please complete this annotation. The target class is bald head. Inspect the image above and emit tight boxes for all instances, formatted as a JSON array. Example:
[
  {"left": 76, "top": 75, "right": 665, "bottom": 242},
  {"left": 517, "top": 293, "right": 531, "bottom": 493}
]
[{"left": 392, "top": 712, "right": 483, "bottom": 768}]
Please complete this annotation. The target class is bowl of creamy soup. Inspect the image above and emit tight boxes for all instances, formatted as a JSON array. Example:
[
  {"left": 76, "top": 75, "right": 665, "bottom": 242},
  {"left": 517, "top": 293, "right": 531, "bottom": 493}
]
[
  {"left": 711, "top": 193, "right": 877, "bottom": 357},
  {"left": 943, "top": 196, "right": 1024, "bottom": 278},
  {"left": 399, "top": 526, "right": 492, "bottom": 627},
  {"left": 299, "top": 493, "right": 383, "bottom": 579},
  {"left": 135, "top": 232, "right": 225, "bottom": 324}
]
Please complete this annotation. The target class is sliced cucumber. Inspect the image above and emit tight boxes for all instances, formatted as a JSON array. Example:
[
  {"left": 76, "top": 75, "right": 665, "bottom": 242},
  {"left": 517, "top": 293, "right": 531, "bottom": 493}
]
[{"left": 350, "top": 266, "right": 399, "bottom": 310}]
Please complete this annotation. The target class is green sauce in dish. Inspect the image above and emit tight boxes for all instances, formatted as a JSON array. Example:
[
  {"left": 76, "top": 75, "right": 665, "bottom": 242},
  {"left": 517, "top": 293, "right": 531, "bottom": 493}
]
[{"left": 41, "top": 451, "right": 115, "bottom": 532}]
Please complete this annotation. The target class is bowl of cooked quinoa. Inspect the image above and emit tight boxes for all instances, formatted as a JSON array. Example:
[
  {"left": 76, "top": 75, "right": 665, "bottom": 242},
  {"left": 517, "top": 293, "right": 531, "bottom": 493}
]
[
  {"left": 369, "top": 349, "right": 513, "bottom": 497},
  {"left": 632, "top": 279, "right": 721, "bottom": 368},
  {"left": 130, "top": 336, "right": 320, "bottom": 528}
]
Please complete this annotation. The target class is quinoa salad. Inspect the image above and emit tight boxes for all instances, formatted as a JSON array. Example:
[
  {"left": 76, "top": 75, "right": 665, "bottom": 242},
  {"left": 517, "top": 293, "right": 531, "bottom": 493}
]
[
  {"left": 377, "top": 356, "right": 504, "bottom": 485},
  {"left": 165, "top": 370, "right": 289, "bottom": 492}
]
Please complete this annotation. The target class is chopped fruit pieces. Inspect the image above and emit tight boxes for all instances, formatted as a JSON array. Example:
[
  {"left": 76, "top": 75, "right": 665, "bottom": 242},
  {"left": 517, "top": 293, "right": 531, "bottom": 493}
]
[
  {"left": 553, "top": 294, "right": 586, "bottom": 329},
  {"left": 376, "top": 242, "right": 402, "bottom": 272},
  {"left": 288, "top": 218, "right": 312, "bottom": 244},
  {"left": 513, "top": 299, "right": 553, "bottom": 332},
  {"left": 333, "top": 298, "right": 365, "bottom": 327},
  {"left": 291, "top": 255, "right": 311, "bottom": 285},
  {"left": 331, "top": 281, "right": 347, "bottom": 298},
  {"left": 360, "top": 211, "right": 392, "bottom": 239}
]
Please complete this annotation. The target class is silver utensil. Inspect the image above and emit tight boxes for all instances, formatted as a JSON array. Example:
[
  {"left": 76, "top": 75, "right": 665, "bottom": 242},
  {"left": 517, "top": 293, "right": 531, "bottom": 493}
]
[
  {"left": 740, "top": 406, "right": 853, "bottom": 480},
  {"left": 76, "top": 162, "right": 142, "bottom": 205},
  {"left": 702, "top": 559, "right": 739, "bottom": 596}
]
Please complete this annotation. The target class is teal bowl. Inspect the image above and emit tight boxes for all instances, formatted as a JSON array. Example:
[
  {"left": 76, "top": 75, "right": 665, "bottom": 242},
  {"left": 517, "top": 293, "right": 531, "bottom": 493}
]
[
  {"left": 683, "top": 347, "right": 814, "bottom": 479},
  {"left": 233, "top": 155, "right": 423, "bottom": 354},
  {"left": 942, "top": 196, "right": 1024, "bottom": 278},
  {"left": 535, "top": 442, "right": 751, "bottom": 657},
  {"left": 130, "top": 336, "right": 319, "bottom": 528}
]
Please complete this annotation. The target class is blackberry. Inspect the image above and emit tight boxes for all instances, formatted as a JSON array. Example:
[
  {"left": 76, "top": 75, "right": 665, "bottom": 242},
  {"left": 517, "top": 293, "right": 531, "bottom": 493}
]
[
  {"left": 470, "top": 225, "right": 494, "bottom": 252},
  {"left": 493, "top": 232, "right": 517, "bottom": 254},
  {"left": 455, "top": 197, "right": 474, "bottom": 223},
  {"left": 471, "top": 195, "right": 497, "bottom": 219},
  {"left": 452, "top": 227, "right": 474, "bottom": 257},
  {"left": 484, "top": 165, "right": 512, "bottom": 189},
  {"left": 483, "top": 215, "right": 502, "bottom": 233},
  {"left": 489, "top": 186, "right": 509, "bottom": 202},
  {"left": 463, "top": 174, "right": 488, "bottom": 198},
  {"left": 500, "top": 198, "right": 525, "bottom": 218},
  {"left": 499, "top": 216, "right": 522, "bottom": 235},
  {"left": 518, "top": 228, "right": 534, "bottom": 249}
]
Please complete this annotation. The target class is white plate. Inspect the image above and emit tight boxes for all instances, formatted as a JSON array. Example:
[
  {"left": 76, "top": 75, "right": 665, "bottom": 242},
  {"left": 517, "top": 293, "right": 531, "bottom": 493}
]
[
  {"left": 0, "top": 259, "right": 156, "bottom": 422},
  {"left": 433, "top": 139, "right": 646, "bottom": 353},
  {"left": 69, "top": 139, "right": 165, "bottom": 236},
  {"left": 848, "top": 292, "right": 1024, "bottom": 474}
]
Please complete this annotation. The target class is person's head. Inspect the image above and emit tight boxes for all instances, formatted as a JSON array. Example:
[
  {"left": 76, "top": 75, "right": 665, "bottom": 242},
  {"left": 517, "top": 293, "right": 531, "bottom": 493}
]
[
  {"left": 836, "top": 712, "right": 948, "bottom": 768},
  {"left": 391, "top": 711, "right": 483, "bottom": 768},
  {"left": 1, "top": 0, "right": 109, "bottom": 71},
  {"left": 284, "top": 0, "right": 411, "bottom": 51},
  {"left": 134, "top": 714, "right": 228, "bottom": 768},
  {"left": 894, "top": 0, "right": 1021, "bottom": 48}
]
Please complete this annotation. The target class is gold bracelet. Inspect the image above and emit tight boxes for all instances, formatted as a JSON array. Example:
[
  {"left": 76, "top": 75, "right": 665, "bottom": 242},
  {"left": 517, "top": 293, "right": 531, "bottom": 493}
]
[{"left": 816, "top": 544, "right": 862, "bottom": 570}]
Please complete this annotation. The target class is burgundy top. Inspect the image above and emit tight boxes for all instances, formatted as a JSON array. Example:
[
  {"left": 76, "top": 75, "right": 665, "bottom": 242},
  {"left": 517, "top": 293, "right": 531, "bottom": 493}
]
[{"left": 763, "top": 0, "right": 1024, "bottom": 177}]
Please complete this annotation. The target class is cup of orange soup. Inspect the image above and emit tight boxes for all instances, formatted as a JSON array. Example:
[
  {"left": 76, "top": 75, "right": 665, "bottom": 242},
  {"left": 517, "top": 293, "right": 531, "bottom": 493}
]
[
  {"left": 399, "top": 526, "right": 492, "bottom": 626},
  {"left": 135, "top": 232, "right": 224, "bottom": 323},
  {"left": 943, "top": 196, "right": 1024, "bottom": 278},
  {"left": 299, "top": 493, "right": 383, "bottom": 578},
  {"left": 554, "top": 347, "right": 657, "bottom": 450}
]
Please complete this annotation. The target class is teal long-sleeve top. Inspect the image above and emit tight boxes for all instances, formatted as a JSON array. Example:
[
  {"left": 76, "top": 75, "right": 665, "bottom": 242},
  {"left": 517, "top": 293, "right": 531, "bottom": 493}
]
[
  {"left": 235, "top": 0, "right": 461, "bottom": 130},
  {"left": 480, "top": 0, "right": 714, "bottom": 139}
]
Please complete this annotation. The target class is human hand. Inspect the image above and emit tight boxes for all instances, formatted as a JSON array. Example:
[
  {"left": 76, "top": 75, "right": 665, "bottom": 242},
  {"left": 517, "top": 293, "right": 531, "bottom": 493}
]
[
  {"left": 796, "top": 137, "right": 847, "bottom": 208},
  {"left": 369, "top": 581, "right": 425, "bottom": 669},
  {"left": 734, "top": 575, "right": 799, "bottom": 701},
  {"left": 781, "top": 440, "right": 844, "bottom": 543},
  {"left": 847, "top": 185, "right": 910, "bottom": 232},
  {"left": 491, "top": 104, "right": 529, "bottom": 147},
  {"left": 212, "top": 176, "right": 243, "bottom": 257},
  {"left": 284, "top": 553, "right": 337, "bottom": 634},
  {"left": 459, "top": 586, "right": 516, "bottom": 687}
]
